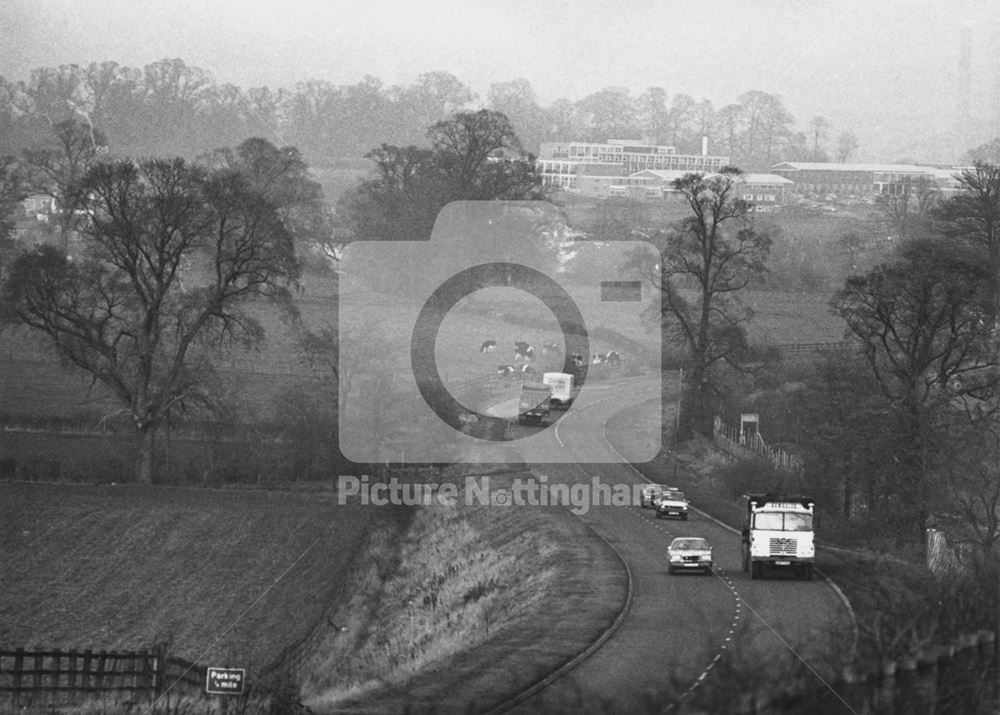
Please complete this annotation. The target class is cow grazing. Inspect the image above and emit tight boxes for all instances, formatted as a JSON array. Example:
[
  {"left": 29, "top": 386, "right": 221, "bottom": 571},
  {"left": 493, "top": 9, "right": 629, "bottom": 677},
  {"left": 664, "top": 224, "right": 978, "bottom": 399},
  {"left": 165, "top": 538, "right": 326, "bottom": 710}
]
[
  {"left": 497, "top": 364, "right": 517, "bottom": 378},
  {"left": 569, "top": 353, "right": 585, "bottom": 367},
  {"left": 592, "top": 351, "right": 622, "bottom": 365},
  {"left": 520, "top": 364, "right": 537, "bottom": 378},
  {"left": 513, "top": 341, "right": 536, "bottom": 362},
  {"left": 480, "top": 339, "right": 497, "bottom": 353}
]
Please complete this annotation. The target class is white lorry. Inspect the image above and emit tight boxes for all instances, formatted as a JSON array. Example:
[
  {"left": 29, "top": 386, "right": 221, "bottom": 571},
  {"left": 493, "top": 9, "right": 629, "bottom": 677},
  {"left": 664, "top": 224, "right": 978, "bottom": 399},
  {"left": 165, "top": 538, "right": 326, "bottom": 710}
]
[
  {"left": 541, "top": 372, "right": 575, "bottom": 410},
  {"left": 741, "top": 494, "right": 815, "bottom": 580}
]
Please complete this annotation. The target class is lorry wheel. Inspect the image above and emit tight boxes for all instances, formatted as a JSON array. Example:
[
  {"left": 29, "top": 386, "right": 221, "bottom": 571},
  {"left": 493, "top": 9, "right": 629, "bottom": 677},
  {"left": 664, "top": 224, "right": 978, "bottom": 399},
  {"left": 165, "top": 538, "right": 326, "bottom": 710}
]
[
  {"left": 681, "top": 513, "right": 688, "bottom": 521},
  {"left": 750, "top": 562, "right": 760, "bottom": 580},
  {"left": 804, "top": 565, "right": 814, "bottom": 581}
]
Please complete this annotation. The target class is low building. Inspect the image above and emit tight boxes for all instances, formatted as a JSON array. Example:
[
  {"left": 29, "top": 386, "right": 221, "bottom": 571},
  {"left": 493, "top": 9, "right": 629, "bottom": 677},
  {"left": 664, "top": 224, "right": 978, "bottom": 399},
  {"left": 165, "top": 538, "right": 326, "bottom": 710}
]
[
  {"left": 735, "top": 173, "right": 795, "bottom": 212},
  {"left": 770, "top": 161, "right": 966, "bottom": 197},
  {"left": 21, "top": 193, "right": 56, "bottom": 221},
  {"left": 629, "top": 170, "right": 793, "bottom": 211}
]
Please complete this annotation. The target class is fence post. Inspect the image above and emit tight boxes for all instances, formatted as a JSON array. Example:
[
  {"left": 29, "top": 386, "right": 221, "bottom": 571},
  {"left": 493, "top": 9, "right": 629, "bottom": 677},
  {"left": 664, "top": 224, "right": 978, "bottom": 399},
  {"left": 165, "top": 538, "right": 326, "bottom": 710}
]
[
  {"left": 137, "top": 648, "right": 149, "bottom": 697},
  {"left": 96, "top": 650, "right": 107, "bottom": 693},
  {"left": 83, "top": 649, "right": 93, "bottom": 691},
  {"left": 152, "top": 642, "right": 167, "bottom": 699},
  {"left": 68, "top": 648, "right": 78, "bottom": 692},
  {"left": 13, "top": 648, "right": 24, "bottom": 696},
  {"left": 35, "top": 650, "right": 45, "bottom": 693}
]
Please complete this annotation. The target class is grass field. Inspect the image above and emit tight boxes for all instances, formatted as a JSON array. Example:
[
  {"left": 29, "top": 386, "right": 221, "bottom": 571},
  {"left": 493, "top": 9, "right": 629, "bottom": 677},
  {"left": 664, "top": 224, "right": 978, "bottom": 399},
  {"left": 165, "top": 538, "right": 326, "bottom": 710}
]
[
  {"left": 0, "top": 483, "right": 394, "bottom": 672},
  {"left": 0, "top": 277, "right": 844, "bottom": 425},
  {"left": 742, "top": 290, "right": 846, "bottom": 345}
]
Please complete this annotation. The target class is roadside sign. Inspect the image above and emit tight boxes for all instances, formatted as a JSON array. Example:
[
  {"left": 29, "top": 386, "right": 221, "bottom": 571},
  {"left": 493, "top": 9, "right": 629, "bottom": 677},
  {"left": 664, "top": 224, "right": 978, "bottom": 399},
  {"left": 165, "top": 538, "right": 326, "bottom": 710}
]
[{"left": 206, "top": 667, "right": 245, "bottom": 695}]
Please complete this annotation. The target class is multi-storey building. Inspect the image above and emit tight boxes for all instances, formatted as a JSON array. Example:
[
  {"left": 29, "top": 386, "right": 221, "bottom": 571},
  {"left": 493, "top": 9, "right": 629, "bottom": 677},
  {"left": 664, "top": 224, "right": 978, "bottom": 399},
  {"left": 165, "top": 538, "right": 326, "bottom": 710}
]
[{"left": 537, "top": 139, "right": 730, "bottom": 191}]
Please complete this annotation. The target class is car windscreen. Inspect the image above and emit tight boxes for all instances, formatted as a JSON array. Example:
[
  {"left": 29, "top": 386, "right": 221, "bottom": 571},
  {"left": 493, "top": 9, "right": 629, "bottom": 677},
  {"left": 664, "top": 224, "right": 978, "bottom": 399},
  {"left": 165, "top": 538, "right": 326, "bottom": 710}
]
[
  {"left": 753, "top": 513, "right": 813, "bottom": 531},
  {"left": 672, "top": 539, "right": 707, "bottom": 550}
]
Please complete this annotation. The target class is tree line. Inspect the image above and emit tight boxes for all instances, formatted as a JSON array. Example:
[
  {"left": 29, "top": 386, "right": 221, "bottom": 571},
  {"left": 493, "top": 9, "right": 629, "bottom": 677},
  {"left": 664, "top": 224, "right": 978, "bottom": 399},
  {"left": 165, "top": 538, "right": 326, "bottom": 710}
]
[{"left": 0, "top": 59, "right": 858, "bottom": 170}]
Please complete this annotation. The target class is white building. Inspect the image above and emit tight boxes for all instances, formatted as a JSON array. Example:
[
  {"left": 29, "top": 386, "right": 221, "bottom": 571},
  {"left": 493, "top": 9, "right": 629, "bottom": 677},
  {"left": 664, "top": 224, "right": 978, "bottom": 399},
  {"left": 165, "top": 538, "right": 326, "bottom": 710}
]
[
  {"left": 616, "top": 170, "right": 793, "bottom": 211},
  {"left": 537, "top": 139, "right": 730, "bottom": 191}
]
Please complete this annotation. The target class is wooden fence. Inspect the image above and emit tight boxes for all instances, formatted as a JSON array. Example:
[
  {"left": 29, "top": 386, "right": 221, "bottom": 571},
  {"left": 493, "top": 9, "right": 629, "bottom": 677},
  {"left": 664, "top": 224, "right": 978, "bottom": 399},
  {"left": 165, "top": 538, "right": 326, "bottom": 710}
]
[
  {"left": 0, "top": 644, "right": 206, "bottom": 706},
  {"left": 713, "top": 416, "right": 803, "bottom": 474},
  {"left": 926, "top": 527, "right": 977, "bottom": 579}
]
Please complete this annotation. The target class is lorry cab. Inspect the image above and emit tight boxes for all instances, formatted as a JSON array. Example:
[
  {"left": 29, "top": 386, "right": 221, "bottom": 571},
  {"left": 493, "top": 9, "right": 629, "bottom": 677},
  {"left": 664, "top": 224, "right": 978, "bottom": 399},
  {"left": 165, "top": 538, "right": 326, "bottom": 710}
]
[{"left": 742, "top": 494, "right": 815, "bottom": 580}]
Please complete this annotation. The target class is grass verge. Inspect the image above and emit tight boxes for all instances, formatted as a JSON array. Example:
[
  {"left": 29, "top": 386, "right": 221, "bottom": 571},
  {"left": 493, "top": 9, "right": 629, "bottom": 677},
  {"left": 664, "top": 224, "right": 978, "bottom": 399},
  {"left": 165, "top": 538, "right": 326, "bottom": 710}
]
[{"left": 297, "top": 472, "right": 628, "bottom": 714}]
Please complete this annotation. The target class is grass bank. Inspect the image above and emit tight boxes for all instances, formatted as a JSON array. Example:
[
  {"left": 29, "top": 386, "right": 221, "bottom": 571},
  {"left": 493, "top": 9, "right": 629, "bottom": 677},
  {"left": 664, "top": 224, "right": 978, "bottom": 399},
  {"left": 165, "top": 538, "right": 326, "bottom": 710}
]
[{"left": 298, "top": 472, "right": 628, "bottom": 714}]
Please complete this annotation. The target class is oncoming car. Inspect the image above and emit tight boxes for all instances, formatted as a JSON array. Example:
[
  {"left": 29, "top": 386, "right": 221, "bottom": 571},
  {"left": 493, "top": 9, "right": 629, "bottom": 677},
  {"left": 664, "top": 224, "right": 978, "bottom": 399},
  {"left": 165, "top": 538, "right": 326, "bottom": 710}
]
[
  {"left": 667, "top": 537, "right": 713, "bottom": 575},
  {"left": 655, "top": 490, "right": 689, "bottom": 520}
]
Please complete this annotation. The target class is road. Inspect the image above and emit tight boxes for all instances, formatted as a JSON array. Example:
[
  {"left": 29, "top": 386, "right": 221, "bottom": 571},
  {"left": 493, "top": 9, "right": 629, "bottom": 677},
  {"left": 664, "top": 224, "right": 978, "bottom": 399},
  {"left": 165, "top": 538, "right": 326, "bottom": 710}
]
[{"left": 494, "top": 376, "right": 854, "bottom": 714}]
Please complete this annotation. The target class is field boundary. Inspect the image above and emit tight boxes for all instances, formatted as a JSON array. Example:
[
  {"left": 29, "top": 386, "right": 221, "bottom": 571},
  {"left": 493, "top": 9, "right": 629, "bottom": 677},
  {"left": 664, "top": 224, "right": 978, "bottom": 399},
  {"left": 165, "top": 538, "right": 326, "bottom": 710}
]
[{"left": 0, "top": 644, "right": 205, "bottom": 706}]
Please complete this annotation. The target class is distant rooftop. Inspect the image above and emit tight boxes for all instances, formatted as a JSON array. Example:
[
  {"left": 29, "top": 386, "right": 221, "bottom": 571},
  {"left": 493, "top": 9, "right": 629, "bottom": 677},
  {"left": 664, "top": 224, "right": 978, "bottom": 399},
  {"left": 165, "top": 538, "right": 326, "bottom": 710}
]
[
  {"left": 772, "top": 161, "right": 948, "bottom": 173},
  {"left": 739, "top": 173, "right": 794, "bottom": 184}
]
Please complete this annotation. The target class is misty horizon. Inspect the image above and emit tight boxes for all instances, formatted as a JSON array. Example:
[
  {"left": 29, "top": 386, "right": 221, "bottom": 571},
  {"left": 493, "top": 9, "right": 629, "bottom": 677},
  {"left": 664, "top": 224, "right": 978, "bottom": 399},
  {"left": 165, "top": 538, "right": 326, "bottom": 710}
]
[{"left": 4, "top": 0, "right": 1000, "bottom": 164}]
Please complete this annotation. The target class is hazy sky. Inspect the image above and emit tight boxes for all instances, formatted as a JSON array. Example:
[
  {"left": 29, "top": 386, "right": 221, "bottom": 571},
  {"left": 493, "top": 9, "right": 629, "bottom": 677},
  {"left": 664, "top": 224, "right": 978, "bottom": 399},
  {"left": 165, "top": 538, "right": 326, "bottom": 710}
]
[{"left": 3, "top": 0, "right": 999, "bottom": 159}]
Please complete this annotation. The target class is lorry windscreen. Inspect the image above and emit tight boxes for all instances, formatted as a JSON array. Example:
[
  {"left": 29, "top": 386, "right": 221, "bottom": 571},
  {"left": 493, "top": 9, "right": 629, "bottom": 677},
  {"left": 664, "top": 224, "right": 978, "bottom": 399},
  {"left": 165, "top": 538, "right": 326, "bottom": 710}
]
[{"left": 754, "top": 513, "right": 813, "bottom": 531}]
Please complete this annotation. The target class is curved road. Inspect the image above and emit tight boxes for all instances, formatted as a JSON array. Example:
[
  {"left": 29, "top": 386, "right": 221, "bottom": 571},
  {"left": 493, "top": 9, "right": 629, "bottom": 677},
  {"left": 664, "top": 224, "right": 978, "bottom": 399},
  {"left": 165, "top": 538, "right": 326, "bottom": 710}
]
[{"left": 495, "top": 376, "right": 853, "bottom": 713}]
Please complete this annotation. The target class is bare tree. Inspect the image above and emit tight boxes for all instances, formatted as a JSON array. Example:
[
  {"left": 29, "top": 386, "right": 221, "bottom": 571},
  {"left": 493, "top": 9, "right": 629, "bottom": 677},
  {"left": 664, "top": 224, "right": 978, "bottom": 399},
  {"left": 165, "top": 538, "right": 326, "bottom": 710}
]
[
  {"left": 665, "top": 93, "right": 695, "bottom": 147},
  {"left": 832, "top": 237, "right": 996, "bottom": 538},
  {"left": 933, "top": 162, "right": 1000, "bottom": 323},
  {"left": 636, "top": 87, "right": 669, "bottom": 144},
  {"left": 809, "top": 115, "right": 830, "bottom": 160},
  {"left": 634, "top": 168, "right": 771, "bottom": 439},
  {"left": 835, "top": 130, "right": 859, "bottom": 163},
  {"left": 0, "top": 155, "right": 25, "bottom": 248},
  {"left": 575, "top": 86, "right": 637, "bottom": 141},
  {"left": 873, "top": 175, "right": 940, "bottom": 243},
  {"left": 339, "top": 110, "right": 542, "bottom": 251},
  {"left": 0, "top": 157, "right": 300, "bottom": 483}
]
